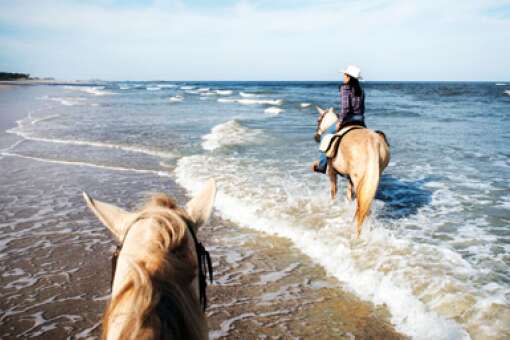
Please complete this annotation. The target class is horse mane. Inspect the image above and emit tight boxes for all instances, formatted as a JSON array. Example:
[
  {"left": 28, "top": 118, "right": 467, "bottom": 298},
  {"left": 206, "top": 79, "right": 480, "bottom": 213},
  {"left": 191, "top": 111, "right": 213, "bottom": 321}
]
[{"left": 102, "top": 193, "right": 207, "bottom": 340}]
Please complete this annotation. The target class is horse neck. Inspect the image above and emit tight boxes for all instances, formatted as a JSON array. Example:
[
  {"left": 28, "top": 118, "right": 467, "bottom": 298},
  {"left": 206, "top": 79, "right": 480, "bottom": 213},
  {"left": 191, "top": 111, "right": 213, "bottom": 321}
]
[{"left": 319, "top": 111, "right": 338, "bottom": 133}]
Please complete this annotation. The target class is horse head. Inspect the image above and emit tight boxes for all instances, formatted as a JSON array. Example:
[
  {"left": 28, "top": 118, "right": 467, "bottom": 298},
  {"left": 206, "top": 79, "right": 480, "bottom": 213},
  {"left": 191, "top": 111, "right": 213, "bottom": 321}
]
[
  {"left": 83, "top": 179, "right": 216, "bottom": 340},
  {"left": 315, "top": 106, "right": 338, "bottom": 142}
]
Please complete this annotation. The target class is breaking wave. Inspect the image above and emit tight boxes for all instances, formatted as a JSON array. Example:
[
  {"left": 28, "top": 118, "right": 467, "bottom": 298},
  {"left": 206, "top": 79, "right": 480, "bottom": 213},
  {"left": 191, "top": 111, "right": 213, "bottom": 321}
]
[{"left": 201, "top": 120, "right": 265, "bottom": 151}]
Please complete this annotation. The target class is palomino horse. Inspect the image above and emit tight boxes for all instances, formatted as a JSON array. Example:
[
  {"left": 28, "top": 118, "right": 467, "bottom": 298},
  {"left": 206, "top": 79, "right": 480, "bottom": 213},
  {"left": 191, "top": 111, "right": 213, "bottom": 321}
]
[
  {"left": 83, "top": 179, "right": 216, "bottom": 340},
  {"left": 315, "top": 106, "right": 390, "bottom": 238}
]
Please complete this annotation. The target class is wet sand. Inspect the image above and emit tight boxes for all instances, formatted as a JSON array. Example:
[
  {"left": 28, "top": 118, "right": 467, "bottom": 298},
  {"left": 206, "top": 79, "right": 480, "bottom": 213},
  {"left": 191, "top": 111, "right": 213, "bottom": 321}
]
[{"left": 0, "top": 153, "right": 406, "bottom": 339}]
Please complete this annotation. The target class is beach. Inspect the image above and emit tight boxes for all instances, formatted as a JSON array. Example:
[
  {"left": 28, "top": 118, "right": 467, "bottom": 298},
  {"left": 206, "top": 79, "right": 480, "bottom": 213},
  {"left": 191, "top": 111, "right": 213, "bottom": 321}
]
[
  {"left": 0, "top": 150, "right": 404, "bottom": 339},
  {"left": 0, "top": 82, "right": 509, "bottom": 339}
]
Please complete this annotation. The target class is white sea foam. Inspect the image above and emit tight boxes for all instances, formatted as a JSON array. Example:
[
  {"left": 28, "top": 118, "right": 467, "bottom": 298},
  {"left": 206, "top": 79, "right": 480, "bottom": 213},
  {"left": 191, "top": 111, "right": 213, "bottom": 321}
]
[
  {"left": 180, "top": 86, "right": 195, "bottom": 90},
  {"left": 6, "top": 124, "right": 178, "bottom": 159},
  {"left": 239, "top": 98, "right": 283, "bottom": 106},
  {"left": 84, "top": 86, "right": 113, "bottom": 96},
  {"left": 217, "top": 98, "right": 236, "bottom": 103},
  {"left": 169, "top": 95, "right": 184, "bottom": 102},
  {"left": 239, "top": 91, "right": 257, "bottom": 98},
  {"left": 200, "top": 92, "right": 216, "bottom": 96},
  {"left": 216, "top": 90, "right": 233, "bottom": 96},
  {"left": 175, "top": 154, "right": 509, "bottom": 339},
  {"left": 264, "top": 107, "right": 284, "bottom": 115},
  {"left": 158, "top": 84, "right": 177, "bottom": 88},
  {"left": 31, "top": 114, "right": 60, "bottom": 125},
  {"left": 218, "top": 98, "right": 283, "bottom": 106},
  {"left": 495, "top": 83, "right": 506, "bottom": 86},
  {"left": 300, "top": 102, "right": 312, "bottom": 108},
  {"left": 2, "top": 152, "right": 171, "bottom": 178},
  {"left": 42, "top": 96, "right": 87, "bottom": 106},
  {"left": 146, "top": 86, "right": 161, "bottom": 91},
  {"left": 201, "top": 120, "right": 264, "bottom": 151},
  {"left": 67, "top": 86, "right": 114, "bottom": 96}
]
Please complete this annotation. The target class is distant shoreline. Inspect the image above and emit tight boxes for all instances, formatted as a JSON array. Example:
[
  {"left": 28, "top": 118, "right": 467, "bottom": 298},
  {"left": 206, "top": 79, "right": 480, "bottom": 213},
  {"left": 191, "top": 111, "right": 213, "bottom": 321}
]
[{"left": 0, "top": 80, "right": 97, "bottom": 86}]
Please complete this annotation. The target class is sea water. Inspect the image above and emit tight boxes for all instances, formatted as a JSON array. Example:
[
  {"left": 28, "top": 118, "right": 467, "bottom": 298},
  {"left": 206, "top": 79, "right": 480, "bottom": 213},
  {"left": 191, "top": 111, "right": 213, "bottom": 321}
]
[{"left": 0, "top": 81, "right": 509, "bottom": 339}]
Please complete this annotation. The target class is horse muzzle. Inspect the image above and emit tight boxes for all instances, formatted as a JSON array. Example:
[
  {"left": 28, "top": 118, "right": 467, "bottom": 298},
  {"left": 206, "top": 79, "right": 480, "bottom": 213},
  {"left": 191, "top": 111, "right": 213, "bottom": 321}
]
[{"left": 314, "top": 133, "right": 321, "bottom": 143}]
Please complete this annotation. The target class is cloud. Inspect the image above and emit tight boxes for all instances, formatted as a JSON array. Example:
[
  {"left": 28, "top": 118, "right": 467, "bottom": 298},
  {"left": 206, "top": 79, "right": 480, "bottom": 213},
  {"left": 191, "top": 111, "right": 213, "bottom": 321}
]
[{"left": 0, "top": 0, "right": 508, "bottom": 80}]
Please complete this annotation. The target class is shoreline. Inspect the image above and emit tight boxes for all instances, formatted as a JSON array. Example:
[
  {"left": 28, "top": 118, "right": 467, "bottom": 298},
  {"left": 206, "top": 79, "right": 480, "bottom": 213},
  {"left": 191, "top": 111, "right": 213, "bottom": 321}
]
[
  {"left": 0, "top": 149, "right": 407, "bottom": 338},
  {"left": 0, "top": 84, "right": 406, "bottom": 338}
]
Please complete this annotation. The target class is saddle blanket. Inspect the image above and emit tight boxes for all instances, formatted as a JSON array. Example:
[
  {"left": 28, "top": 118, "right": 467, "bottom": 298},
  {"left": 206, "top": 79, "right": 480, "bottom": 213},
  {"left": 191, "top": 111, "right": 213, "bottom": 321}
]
[{"left": 319, "top": 125, "right": 365, "bottom": 158}]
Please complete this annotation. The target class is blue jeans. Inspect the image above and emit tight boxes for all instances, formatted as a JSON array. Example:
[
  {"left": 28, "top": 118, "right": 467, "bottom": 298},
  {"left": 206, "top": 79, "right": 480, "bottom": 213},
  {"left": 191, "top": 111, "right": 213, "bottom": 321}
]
[{"left": 318, "top": 124, "right": 337, "bottom": 172}]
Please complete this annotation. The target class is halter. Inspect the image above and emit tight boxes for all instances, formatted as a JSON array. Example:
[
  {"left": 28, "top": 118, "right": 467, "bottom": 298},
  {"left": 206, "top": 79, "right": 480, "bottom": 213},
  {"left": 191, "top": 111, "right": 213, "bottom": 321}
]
[{"left": 110, "top": 217, "right": 213, "bottom": 311}]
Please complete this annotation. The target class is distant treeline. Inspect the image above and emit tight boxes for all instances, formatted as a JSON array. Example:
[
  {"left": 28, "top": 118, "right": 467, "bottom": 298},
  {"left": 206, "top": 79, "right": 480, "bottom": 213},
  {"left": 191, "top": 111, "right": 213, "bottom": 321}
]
[{"left": 0, "top": 72, "right": 30, "bottom": 80}]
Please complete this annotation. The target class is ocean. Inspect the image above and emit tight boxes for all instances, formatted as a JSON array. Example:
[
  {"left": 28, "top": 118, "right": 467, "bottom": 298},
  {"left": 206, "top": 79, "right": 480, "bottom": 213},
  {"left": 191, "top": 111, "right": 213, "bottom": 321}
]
[{"left": 0, "top": 81, "right": 509, "bottom": 339}]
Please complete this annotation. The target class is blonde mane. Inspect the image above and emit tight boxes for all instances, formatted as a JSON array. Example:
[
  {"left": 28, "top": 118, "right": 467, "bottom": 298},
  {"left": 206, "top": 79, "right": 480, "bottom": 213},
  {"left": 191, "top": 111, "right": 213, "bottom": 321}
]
[{"left": 102, "top": 194, "right": 207, "bottom": 340}]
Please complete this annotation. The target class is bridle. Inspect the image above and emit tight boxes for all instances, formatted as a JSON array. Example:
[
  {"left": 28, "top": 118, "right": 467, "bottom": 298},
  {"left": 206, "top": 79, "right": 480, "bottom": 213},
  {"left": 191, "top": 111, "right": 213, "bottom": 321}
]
[
  {"left": 110, "top": 216, "right": 213, "bottom": 311},
  {"left": 315, "top": 110, "right": 338, "bottom": 140}
]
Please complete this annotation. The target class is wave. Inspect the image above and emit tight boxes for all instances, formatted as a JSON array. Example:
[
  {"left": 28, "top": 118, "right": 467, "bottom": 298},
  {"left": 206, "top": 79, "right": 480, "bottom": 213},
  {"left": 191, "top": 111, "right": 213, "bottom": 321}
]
[
  {"left": 180, "top": 86, "right": 195, "bottom": 90},
  {"left": 201, "top": 120, "right": 264, "bottom": 151},
  {"left": 146, "top": 86, "right": 161, "bottom": 91},
  {"left": 240, "top": 98, "right": 283, "bottom": 106},
  {"left": 216, "top": 90, "right": 233, "bottom": 96},
  {"left": 1, "top": 152, "right": 171, "bottom": 177},
  {"left": 495, "top": 83, "right": 506, "bottom": 86},
  {"left": 169, "top": 95, "right": 184, "bottom": 102},
  {"left": 264, "top": 107, "right": 284, "bottom": 115},
  {"left": 7, "top": 126, "right": 178, "bottom": 159},
  {"left": 31, "top": 114, "right": 60, "bottom": 125},
  {"left": 200, "top": 92, "right": 217, "bottom": 97},
  {"left": 40, "top": 96, "right": 88, "bottom": 106},
  {"left": 217, "top": 98, "right": 236, "bottom": 104},
  {"left": 158, "top": 84, "right": 177, "bottom": 88},
  {"left": 239, "top": 92, "right": 257, "bottom": 98},
  {"left": 218, "top": 98, "right": 283, "bottom": 106},
  {"left": 65, "top": 86, "right": 114, "bottom": 96},
  {"left": 174, "top": 154, "right": 510, "bottom": 339},
  {"left": 300, "top": 103, "right": 312, "bottom": 108}
]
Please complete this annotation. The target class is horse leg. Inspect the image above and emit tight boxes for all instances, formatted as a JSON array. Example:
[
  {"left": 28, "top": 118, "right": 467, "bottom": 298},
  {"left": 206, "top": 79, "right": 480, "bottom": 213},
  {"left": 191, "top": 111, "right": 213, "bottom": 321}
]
[
  {"left": 346, "top": 177, "right": 354, "bottom": 201},
  {"left": 327, "top": 159, "right": 337, "bottom": 199}
]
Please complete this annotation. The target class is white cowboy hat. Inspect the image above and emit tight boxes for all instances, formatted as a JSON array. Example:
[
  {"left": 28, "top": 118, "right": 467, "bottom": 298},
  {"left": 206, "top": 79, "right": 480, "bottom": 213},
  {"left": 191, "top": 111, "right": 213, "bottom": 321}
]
[{"left": 343, "top": 65, "right": 363, "bottom": 80}]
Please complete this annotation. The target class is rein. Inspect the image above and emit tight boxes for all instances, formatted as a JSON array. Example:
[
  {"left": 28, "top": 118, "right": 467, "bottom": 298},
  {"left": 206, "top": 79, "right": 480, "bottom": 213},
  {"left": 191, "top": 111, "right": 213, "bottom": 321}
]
[{"left": 110, "top": 219, "right": 213, "bottom": 311}]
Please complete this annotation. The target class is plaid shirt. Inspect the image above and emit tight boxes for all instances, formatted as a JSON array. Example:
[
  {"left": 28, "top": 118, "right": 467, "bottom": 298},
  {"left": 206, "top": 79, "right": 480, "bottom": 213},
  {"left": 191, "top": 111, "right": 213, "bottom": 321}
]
[{"left": 339, "top": 85, "right": 365, "bottom": 121}]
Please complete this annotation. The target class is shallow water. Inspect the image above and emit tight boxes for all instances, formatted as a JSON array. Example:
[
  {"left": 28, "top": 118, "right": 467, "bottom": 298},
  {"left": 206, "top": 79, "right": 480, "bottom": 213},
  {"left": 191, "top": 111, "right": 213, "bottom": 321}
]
[{"left": 1, "top": 81, "right": 509, "bottom": 339}]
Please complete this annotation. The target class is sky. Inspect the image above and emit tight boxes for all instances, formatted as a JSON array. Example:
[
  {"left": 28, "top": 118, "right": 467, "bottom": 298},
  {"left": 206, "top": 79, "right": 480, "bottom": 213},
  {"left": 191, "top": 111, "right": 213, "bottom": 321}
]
[{"left": 0, "top": 0, "right": 509, "bottom": 81}]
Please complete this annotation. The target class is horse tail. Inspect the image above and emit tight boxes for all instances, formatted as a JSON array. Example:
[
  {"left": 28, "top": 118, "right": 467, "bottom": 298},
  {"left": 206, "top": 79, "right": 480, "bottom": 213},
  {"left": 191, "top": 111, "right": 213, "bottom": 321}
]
[{"left": 354, "top": 139, "right": 380, "bottom": 237}]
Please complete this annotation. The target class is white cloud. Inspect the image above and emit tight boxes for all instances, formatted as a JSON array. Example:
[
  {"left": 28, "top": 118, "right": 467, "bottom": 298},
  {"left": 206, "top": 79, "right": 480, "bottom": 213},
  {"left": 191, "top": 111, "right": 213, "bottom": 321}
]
[{"left": 0, "top": 0, "right": 508, "bottom": 80}]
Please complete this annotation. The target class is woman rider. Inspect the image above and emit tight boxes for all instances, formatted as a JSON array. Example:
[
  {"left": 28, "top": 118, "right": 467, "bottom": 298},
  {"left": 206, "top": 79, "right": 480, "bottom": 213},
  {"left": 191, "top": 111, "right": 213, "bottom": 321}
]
[{"left": 311, "top": 65, "right": 365, "bottom": 173}]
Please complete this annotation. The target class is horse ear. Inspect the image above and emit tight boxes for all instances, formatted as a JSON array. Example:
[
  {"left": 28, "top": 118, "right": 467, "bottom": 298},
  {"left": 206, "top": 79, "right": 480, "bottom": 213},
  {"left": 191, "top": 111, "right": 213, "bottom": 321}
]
[
  {"left": 82, "top": 192, "right": 134, "bottom": 241},
  {"left": 316, "top": 105, "right": 325, "bottom": 114},
  {"left": 186, "top": 179, "right": 216, "bottom": 230}
]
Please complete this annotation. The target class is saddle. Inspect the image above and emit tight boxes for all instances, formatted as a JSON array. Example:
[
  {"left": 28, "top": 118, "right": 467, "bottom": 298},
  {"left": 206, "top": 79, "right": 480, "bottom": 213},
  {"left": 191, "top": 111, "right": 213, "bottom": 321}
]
[
  {"left": 320, "top": 125, "right": 389, "bottom": 159},
  {"left": 319, "top": 125, "right": 366, "bottom": 158}
]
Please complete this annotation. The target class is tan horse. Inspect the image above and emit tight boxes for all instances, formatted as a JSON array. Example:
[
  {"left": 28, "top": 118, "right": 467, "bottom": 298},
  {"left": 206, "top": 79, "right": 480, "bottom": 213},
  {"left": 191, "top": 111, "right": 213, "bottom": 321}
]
[
  {"left": 83, "top": 179, "right": 216, "bottom": 340},
  {"left": 315, "top": 106, "right": 390, "bottom": 238}
]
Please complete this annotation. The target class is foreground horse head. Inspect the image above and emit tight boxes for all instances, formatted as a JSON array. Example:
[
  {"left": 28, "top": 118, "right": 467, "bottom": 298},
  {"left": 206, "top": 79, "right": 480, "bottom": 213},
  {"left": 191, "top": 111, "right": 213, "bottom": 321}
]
[
  {"left": 315, "top": 106, "right": 390, "bottom": 238},
  {"left": 83, "top": 180, "right": 216, "bottom": 340}
]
